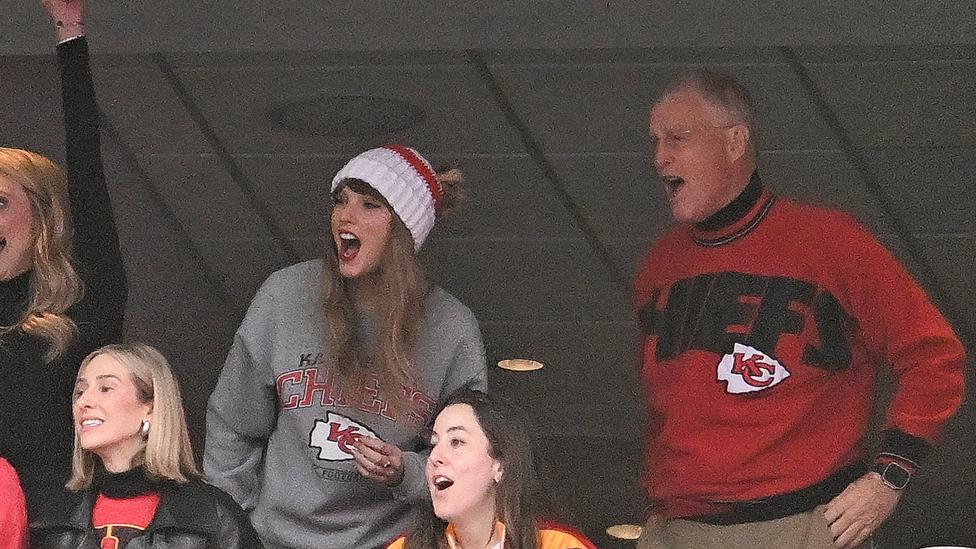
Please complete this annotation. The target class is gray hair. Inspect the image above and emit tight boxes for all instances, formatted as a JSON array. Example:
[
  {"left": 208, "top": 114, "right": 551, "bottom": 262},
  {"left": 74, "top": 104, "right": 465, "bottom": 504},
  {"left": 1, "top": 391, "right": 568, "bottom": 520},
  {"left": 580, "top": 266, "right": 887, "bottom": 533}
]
[{"left": 659, "top": 69, "right": 759, "bottom": 155}]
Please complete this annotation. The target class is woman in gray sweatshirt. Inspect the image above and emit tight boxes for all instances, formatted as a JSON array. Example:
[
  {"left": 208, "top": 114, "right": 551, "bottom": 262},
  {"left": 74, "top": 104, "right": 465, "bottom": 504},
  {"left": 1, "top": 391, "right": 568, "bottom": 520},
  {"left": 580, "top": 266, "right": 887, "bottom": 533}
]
[{"left": 204, "top": 145, "right": 487, "bottom": 549}]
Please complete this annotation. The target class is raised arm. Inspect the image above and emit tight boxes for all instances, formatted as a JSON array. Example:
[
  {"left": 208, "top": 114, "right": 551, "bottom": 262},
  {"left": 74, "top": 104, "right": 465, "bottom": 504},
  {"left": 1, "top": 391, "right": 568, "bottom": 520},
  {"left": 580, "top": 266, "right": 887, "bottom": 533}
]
[{"left": 43, "top": 0, "right": 127, "bottom": 340}]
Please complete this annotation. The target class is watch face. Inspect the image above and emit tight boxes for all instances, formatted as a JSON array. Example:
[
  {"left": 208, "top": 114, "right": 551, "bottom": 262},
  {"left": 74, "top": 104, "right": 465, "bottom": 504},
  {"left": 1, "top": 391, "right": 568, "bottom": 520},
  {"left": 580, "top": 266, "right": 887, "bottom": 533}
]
[{"left": 881, "top": 463, "right": 911, "bottom": 490}]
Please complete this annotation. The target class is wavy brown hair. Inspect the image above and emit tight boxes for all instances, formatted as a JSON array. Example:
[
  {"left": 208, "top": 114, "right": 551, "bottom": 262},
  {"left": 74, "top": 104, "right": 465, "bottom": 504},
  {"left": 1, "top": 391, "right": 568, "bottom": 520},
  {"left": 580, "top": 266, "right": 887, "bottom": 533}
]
[
  {"left": 405, "top": 389, "right": 545, "bottom": 549},
  {"left": 322, "top": 167, "right": 463, "bottom": 413},
  {"left": 322, "top": 180, "right": 428, "bottom": 412},
  {"left": 0, "top": 148, "right": 82, "bottom": 362}
]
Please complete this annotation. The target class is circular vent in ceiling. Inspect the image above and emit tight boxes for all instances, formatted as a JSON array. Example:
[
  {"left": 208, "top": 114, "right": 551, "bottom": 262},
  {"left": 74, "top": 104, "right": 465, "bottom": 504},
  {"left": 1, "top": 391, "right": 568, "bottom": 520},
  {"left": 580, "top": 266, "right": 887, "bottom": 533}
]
[{"left": 269, "top": 95, "right": 425, "bottom": 137}]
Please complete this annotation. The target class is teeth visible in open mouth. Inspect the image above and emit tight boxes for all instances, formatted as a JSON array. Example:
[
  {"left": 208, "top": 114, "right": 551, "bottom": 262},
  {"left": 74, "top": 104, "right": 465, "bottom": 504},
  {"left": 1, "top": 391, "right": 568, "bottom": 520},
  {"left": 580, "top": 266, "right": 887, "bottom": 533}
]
[
  {"left": 433, "top": 475, "right": 454, "bottom": 490},
  {"left": 81, "top": 419, "right": 103, "bottom": 427},
  {"left": 337, "top": 232, "right": 361, "bottom": 259}
]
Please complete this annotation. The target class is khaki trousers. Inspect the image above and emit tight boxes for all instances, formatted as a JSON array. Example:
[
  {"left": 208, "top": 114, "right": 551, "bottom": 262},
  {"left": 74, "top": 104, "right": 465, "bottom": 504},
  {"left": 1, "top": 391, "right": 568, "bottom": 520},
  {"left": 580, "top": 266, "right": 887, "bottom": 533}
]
[{"left": 636, "top": 506, "right": 872, "bottom": 549}]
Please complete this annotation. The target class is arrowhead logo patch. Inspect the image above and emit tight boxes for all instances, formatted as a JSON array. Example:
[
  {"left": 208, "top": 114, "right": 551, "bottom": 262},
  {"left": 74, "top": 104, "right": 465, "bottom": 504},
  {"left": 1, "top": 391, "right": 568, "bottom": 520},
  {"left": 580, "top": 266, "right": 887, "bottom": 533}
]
[
  {"left": 717, "top": 343, "right": 790, "bottom": 394},
  {"left": 308, "top": 412, "right": 378, "bottom": 461}
]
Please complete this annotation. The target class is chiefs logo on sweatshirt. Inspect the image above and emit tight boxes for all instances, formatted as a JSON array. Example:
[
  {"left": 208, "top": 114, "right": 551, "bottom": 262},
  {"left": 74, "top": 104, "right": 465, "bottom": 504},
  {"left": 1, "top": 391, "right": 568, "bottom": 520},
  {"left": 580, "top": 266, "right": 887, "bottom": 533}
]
[
  {"left": 717, "top": 343, "right": 790, "bottom": 393},
  {"left": 308, "top": 412, "right": 378, "bottom": 461}
]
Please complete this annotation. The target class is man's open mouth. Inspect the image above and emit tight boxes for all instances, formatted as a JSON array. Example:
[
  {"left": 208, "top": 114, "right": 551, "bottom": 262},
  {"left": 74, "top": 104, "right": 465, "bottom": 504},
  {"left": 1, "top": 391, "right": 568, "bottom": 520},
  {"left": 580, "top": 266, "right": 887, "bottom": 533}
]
[{"left": 662, "top": 176, "right": 685, "bottom": 196}]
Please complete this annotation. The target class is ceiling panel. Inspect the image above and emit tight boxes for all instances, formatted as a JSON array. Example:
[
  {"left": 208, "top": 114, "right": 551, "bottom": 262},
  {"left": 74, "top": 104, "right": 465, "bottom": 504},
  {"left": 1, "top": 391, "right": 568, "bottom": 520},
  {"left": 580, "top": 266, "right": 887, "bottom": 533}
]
[
  {"left": 604, "top": 237, "right": 659, "bottom": 285},
  {"left": 193, "top": 238, "right": 293, "bottom": 310},
  {"left": 489, "top": 57, "right": 839, "bottom": 153},
  {"left": 759, "top": 150, "right": 891, "bottom": 232},
  {"left": 864, "top": 149, "right": 976, "bottom": 234},
  {"left": 134, "top": 154, "right": 291, "bottom": 240},
  {"left": 234, "top": 153, "right": 583, "bottom": 240},
  {"left": 792, "top": 45, "right": 976, "bottom": 63},
  {"left": 485, "top": 321, "right": 644, "bottom": 438},
  {"left": 166, "top": 50, "right": 469, "bottom": 69},
  {"left": 6, "top": 3, "right": 976, "bottom": 57},
  {"left": 423, "top": 239, "right": 631, "bottom": 324},
  {"left": 803, "top": 60, "right": 976, "bottom": 148},
  {"left": 481, "top": 47, "right": 785, "bottom": 65},
  {"left": 0, "top": 55, "right": 63, "bottom": 157},
  {"left": 547, "top": 153, "right": 665, "bottom": 239},
  {"left": 93, "top": 64, "right": 213, "bottom": 155},
  {"left": 914, "top": 235, "right": 976, "bottom": 341},
  {"left": 173, "top": 61, "right": 524, "bottom": 156},
  {"left": 100, "top": 144, "right": 240, "bottom": 452}
]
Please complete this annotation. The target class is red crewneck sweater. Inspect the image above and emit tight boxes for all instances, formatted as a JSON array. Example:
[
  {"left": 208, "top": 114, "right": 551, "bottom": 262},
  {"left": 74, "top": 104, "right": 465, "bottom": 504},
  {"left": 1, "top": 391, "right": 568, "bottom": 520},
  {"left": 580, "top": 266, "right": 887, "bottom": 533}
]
[{"left": 634, "top": 187, "right": 965, "bottom": 518}]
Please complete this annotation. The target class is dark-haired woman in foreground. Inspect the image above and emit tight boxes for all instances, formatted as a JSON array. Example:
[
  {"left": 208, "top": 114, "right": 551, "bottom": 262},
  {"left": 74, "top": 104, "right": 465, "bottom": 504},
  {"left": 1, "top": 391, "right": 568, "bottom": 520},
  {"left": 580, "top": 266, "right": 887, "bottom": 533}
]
[{"left": 388, "top": 389, "right": 596, "bottom": 549}]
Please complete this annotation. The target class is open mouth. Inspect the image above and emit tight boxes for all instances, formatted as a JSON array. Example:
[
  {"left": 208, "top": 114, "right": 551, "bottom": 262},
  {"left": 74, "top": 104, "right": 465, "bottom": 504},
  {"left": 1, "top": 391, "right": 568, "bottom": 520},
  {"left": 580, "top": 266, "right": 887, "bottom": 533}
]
[
  {"left": 337, "top": 232, "right": 361, "bottom": 262},
  {"left": 662, "top": 176, "right": 685, "bottom": 197},
  {"left": 432, "top": 475, "right": 454, "bottom": 491},
  {"left": 80, "top": 418, "right": 103, "bottom": 430}
]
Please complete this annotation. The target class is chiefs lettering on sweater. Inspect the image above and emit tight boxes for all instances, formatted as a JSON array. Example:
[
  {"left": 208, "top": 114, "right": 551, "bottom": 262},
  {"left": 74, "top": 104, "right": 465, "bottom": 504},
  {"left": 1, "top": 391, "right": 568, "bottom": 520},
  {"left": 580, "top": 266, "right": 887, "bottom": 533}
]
[{"left": 634, "top": 188, "right": 965, "bottom": 518}]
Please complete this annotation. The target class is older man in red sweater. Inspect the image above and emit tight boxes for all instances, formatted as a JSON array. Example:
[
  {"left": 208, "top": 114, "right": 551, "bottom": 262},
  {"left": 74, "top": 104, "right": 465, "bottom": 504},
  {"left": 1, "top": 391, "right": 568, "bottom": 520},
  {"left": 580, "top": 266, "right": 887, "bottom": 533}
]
[{"left": 634, "top": 70, "right": 965, "bottom": 549}]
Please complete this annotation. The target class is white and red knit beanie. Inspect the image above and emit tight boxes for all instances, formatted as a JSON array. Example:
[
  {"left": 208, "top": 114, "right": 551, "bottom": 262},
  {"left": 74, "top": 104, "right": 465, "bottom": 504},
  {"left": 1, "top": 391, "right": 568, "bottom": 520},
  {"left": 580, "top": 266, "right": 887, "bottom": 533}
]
[{"left": 331, "top": 144, "right": 444, "bottom": 251}]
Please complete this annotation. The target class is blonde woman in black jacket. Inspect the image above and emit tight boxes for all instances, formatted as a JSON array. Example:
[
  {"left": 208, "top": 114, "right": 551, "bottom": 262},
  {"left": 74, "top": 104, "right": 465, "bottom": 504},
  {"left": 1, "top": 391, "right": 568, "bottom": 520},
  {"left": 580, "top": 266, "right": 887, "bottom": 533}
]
[{"left": 30, "top": 343, "right": 263, "bottom": 549}]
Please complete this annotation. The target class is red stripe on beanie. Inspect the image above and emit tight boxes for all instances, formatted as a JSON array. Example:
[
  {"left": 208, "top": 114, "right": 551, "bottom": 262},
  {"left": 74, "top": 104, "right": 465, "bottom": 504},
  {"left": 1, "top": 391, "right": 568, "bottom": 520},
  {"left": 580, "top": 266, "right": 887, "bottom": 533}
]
[{"left": 384, "top": 144, "right": 443, "bottom": 213}]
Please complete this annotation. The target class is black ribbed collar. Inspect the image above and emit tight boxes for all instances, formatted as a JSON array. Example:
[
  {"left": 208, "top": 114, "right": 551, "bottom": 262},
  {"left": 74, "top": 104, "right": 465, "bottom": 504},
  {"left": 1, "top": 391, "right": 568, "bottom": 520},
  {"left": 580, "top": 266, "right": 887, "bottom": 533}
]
[
  {"left": 697, "top": 172, "right": 763, "bottom": 232},
  {"left": 692, "top": 172, "right": 775, "bottom": 247},
  {"left": 93, "top": 464, "right": 158, "bottom": 498}
]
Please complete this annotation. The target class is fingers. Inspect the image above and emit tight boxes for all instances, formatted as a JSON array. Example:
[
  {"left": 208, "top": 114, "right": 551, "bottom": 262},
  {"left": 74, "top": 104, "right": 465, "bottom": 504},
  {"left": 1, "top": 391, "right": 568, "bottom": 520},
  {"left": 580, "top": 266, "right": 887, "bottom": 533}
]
[
  {"left": 350, "top": 437, "right": 404, "bottom": 487},
  {"left": 823, "top": 489, "right": 852, "bottom": 530},
  {"left": 824, "top": 475, "right": 897, "bottom": 549},
  {"left": 833, "top": 520, "right": 870, "bottom": 549},
  {"left": 828, "top": 513, "right": 858, "bottom": 547},
  {"left": 357, "top": 435, "right": 393, "bottom": 454}
]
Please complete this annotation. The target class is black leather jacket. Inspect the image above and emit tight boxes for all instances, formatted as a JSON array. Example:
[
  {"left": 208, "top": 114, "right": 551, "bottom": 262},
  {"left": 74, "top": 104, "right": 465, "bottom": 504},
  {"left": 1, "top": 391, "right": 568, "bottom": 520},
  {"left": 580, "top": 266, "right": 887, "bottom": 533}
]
[{"left": 29, "top": 479, "right": 264, "bottom": 549}]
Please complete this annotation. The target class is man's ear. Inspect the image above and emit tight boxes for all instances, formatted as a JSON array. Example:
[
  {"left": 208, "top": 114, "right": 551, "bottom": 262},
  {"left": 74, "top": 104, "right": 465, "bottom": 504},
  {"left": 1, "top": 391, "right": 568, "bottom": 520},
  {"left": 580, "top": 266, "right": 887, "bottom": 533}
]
[{"left": 726, "top": 124, "right": 751, "bottom": 162}]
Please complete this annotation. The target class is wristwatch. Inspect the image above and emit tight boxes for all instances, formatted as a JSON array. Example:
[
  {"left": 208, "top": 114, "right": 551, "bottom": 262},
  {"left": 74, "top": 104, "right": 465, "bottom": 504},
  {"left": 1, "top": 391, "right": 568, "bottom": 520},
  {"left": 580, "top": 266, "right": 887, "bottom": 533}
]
[{"left": 872, "top": 461, "right": 912, "bottom": 490}]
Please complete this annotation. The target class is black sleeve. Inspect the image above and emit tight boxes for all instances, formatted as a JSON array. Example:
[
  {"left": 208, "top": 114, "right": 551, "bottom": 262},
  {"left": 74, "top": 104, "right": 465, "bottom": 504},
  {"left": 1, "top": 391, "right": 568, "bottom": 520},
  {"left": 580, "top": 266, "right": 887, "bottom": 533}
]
[
  {"left": 208, "top": 484, "right": 266, "bottom": 549},
  {"left": 56, "top": 36, "right": 127, "bottom": 342}
]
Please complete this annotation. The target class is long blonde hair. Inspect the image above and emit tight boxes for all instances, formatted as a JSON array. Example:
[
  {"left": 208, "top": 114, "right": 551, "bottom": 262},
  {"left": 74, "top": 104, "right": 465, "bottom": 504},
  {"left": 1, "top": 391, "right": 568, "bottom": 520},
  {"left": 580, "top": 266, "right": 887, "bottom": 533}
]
[
  {"left": 0, "top": 148, "right": 82, "bottom": 362},
  {"left": 67, "top": 343, "right": 200, "bottom": 490}
]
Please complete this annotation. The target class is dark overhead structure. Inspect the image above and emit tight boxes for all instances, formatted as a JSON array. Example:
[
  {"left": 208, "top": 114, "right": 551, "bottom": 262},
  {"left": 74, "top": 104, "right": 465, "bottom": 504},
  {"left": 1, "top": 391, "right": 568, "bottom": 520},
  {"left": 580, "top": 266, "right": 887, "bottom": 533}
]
[{"left": 2, "top": 3, "right": 975, "bottom": 547}]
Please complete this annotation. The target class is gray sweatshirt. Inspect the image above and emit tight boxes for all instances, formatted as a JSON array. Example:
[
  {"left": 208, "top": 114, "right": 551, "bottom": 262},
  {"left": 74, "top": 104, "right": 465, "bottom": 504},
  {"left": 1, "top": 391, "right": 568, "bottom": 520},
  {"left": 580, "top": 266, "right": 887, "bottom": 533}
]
[{"left": 204, "top": 260, "right": 487, "bottom": 549}]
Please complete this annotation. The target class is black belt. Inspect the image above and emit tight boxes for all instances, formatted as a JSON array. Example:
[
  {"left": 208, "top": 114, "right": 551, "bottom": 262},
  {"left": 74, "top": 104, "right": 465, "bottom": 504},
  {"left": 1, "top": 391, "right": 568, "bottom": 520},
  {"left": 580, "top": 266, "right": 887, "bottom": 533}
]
[{"left": 689, "top": 461, "right": 867, "bottom": 525}]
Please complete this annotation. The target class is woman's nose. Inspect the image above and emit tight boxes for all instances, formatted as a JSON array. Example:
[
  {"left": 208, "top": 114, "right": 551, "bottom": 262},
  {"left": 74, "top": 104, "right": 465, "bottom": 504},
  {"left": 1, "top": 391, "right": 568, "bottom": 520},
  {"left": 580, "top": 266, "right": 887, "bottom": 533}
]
[
  {"left": 73, "top": 390, "right": 92, "bottom": 409},
  {"left": 429, "top": 444, "right": 446, "bottom": 465}
]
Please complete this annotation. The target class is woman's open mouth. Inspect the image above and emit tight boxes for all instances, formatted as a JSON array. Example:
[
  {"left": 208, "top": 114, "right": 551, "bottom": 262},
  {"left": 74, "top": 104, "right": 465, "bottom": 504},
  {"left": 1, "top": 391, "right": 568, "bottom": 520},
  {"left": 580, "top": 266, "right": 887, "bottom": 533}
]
[
  {"left": 432, "top": 475, "right": 454, "bottom": 492},
  {"left": 337, "top": 232, "right": 361, "bottom": 262}
]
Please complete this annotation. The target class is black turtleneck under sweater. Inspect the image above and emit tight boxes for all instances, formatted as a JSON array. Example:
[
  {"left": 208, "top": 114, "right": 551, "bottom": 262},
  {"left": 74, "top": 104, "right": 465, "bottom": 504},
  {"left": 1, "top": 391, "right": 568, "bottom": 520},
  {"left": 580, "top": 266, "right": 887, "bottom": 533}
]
[
  {"left": 0, "top": 37, "right": 126, "bottom": 500},
  {"left": 90, "top": 467, "right": 161, "bottom": 547}
]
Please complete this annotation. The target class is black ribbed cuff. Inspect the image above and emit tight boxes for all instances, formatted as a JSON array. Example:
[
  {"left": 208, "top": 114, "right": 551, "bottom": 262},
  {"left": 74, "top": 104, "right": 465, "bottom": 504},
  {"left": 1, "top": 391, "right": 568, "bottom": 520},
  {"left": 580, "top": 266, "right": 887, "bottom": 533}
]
[
  {"left": 56, "top": 34, "right": 87, "bottom": 66},
  {"left": 877, "top": 429, "right": 931, "bottom": 468}
]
